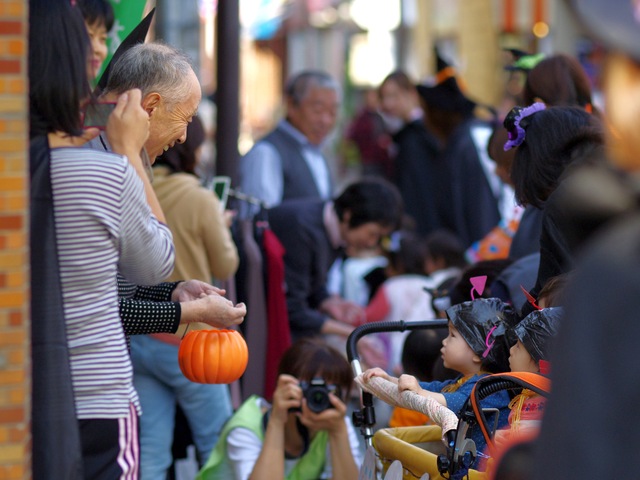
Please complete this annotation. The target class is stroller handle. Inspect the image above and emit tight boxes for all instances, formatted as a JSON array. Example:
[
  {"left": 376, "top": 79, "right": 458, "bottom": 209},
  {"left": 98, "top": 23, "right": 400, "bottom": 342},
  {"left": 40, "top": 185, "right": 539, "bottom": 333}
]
[
  {"left": 347, "top": 319, "right": 448, "bottom": 448},
  {"left": 346, "top": 319, "right": 449, "bottom": 363}
]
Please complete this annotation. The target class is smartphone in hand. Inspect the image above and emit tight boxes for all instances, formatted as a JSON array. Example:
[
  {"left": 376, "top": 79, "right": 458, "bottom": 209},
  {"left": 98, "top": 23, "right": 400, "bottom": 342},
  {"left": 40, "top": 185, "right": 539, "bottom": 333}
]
[
  {"left": 212, "top": 176, "right": 231, "bottom": 211},
  {"left": 82, "top": 102, "right": 117, "bottom": 130}
]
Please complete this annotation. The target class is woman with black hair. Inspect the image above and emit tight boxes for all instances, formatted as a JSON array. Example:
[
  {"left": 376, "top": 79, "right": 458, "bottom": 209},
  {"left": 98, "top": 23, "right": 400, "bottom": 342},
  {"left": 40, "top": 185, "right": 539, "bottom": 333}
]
[
  {"left": 76, "top": 0, "right": 114, "bottom": 80},
  {"left": 29, "top": 0, "right": 174, "bottom": 477},
  {"left": 522, "top": 53, "right": 595, "bottom": 112},
  {"left": 198, "top": 337, "right": 362, "bottom": 479},
  {"left": 378, "top": 70, "right": 442, "bottom": 236},
  {"left": 505, "top": 104, "right": 605, "bottom": 315}
]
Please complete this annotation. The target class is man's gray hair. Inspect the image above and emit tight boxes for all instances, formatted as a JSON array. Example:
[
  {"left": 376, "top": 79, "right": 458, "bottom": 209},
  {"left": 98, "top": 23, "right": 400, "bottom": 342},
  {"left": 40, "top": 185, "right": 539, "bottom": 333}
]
[
  {"left": 104, "top": 43, "right": 195, "bottom": 108},
  {"left": 284, "top": 70, "right": 342, "bottom": 105}
]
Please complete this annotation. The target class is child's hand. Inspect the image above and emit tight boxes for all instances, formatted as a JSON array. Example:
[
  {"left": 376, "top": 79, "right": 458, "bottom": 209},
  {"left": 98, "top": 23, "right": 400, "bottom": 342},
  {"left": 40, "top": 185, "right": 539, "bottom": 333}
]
[
  {"left": 362, "top": 367, "right": 395, "bottom": 384},
  {"left": 398, "top": 374, "right": 421, "bottom": 393}
]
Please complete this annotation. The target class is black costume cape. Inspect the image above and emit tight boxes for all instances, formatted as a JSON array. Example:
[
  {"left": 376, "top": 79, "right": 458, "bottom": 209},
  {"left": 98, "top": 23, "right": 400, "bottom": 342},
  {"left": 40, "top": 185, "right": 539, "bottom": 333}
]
[{"left": 30, "top": 135, "right": 83, "bottom": 478}]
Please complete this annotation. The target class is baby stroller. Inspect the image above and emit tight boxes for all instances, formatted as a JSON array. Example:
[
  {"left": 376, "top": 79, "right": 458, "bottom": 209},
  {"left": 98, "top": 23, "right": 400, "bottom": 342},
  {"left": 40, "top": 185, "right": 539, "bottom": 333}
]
[{"left": 347, "top": 320, "right": 550, "bottom": 479}]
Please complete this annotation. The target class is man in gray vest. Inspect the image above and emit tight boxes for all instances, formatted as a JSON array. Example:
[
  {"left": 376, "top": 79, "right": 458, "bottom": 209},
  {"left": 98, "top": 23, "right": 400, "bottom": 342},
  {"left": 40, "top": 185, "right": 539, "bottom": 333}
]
[{"left": 239, "top": 70, "right": 341, "bottom": 207}]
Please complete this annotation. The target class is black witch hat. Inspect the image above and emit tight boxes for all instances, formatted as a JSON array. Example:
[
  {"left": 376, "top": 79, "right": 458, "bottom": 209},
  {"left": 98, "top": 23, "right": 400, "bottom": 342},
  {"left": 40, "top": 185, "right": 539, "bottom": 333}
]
[
  {"left": 94, "top": 7, "right": 156, "bottom": 95},
  {"left": 416, "top": 51, "right": 476, "bottom": 114}
]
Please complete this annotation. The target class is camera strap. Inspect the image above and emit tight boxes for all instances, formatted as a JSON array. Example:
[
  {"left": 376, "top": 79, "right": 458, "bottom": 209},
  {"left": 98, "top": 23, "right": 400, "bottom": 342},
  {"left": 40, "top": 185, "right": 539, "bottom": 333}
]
[{"left": 294, "top": 418, "right": 311, "bottom": 457}]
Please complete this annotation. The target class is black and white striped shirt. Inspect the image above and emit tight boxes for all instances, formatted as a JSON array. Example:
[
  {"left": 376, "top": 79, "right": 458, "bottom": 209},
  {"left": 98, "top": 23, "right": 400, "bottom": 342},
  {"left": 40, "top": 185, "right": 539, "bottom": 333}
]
[{"left": 50, "top": 147, "right": 174, "bottom": 419}]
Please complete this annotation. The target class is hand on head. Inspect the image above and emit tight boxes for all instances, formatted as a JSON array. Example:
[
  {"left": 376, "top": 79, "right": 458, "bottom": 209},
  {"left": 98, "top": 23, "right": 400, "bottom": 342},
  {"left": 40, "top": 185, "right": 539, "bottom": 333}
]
[{"left": 106, "top": 88, "right": 150, "bottom": 158}]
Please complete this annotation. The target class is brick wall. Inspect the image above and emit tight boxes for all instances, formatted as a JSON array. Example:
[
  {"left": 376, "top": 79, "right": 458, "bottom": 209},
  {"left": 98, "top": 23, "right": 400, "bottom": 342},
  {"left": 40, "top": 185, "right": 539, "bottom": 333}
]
[{"left": 0, "top": 0, "right": 30, "bottom": 479}]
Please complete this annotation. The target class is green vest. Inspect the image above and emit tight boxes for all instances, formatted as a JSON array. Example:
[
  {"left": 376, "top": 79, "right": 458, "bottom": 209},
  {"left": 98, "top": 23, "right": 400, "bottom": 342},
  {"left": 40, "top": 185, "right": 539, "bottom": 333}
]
[{"left": 197, "top": 395, "right": 329, "bottom": 480}]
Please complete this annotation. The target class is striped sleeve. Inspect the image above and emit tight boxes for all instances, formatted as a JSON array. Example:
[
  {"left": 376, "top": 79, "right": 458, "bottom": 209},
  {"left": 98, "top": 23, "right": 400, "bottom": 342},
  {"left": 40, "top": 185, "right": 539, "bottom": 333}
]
[{"left": 117, "top": 162, "right": 175, "bottom": 285}]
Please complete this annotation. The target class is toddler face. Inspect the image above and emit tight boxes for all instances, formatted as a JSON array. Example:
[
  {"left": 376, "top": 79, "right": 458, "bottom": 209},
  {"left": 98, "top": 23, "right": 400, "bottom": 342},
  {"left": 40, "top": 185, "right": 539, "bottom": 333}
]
[
  {"left": 508, "top": 340, "right": 539, "bottom": 373},
  {"left": 441, "top": 323, "right": 479, "bottom": 374}
]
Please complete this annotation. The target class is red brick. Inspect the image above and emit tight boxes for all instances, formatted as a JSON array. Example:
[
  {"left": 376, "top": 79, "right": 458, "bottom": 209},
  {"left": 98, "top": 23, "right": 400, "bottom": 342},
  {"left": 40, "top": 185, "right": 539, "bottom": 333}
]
[
  {"left": 0, "top": 408, "right": 24, "bottom": 423},
  {"left": 0, "top": 59, "right": 20, "bottom": 74},
  {"left": 9, "top": 311, "right": 21, "bottom": 326},
  {"left": 8, "top": 425, "right": 26, "bottom": 442},
  {"left": 0, "top": 215, "right": 22, "bottom": 229},
  {"left": 0, "top": 22, "right": 22, "bottom": 35}
]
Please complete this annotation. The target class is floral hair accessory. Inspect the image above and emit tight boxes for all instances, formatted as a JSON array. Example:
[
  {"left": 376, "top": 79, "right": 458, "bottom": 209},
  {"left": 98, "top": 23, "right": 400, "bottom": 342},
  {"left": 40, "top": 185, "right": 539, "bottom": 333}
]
[{"left": 503, "top": 102, "right": 546, "bottom": 151}]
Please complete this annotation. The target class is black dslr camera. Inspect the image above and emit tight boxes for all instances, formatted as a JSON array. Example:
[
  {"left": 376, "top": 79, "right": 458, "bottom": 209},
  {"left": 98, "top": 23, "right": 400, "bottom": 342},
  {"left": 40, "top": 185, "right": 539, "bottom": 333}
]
[{"left": 299, "top": 379, "right": 340, "bottom": 413}]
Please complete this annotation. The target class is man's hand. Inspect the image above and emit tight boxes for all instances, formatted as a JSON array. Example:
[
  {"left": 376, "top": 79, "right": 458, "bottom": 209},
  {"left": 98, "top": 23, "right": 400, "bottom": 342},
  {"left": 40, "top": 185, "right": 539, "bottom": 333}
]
[
  {"left": 320, "top": 296, "right": 365, "bottom": 326},
  {"left": 358, "top": 336, "right": 388, "bottom": 370},
  {"left": 171, "top": 280, "right": 225, "bottom": 302},
  {"left": 319, "top": 318, "right": 354, "bottom": 338}
]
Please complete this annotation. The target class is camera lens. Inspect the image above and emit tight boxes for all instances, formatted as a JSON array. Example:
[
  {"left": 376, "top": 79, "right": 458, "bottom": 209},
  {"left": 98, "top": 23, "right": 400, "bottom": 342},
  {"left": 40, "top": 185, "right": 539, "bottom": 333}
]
[{"left": 305, "top": 385, "right": 331, "bottom": 413}]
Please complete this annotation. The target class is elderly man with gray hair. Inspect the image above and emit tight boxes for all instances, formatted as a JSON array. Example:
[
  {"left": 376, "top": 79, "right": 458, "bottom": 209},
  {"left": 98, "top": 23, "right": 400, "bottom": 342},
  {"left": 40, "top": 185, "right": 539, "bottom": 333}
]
[
  {"left": 91, "top": 41, "right": 246, "bottom": 480},
  {"left": 239, "top": 70, "right": 342, "bottom": 207},
  {"left": 97, "top": 42, "right": 202, "bottom": 161}
]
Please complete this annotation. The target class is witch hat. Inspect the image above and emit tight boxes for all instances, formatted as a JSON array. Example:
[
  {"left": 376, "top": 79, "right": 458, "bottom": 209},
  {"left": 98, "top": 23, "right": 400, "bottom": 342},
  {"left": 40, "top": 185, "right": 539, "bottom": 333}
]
[
  {"left": 94, "top": 7, "right": 156, "bottom": 96},
  {"left": 416, "top": 51, "right": 476, "bottom": 113}
]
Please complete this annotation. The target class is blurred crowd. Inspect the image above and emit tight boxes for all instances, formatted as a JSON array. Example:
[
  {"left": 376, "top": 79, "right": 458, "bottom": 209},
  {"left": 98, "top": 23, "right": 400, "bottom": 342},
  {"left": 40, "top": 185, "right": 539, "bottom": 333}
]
[{"left": 28, "top": 0, "right": 640, "bottom": 479}]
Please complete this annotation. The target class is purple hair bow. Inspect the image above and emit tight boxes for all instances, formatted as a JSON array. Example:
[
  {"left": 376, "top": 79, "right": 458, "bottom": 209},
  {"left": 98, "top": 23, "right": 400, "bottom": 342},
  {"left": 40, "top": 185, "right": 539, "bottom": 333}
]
[{"left": 503, "top": 102, "right": 546, "bottom": 151}]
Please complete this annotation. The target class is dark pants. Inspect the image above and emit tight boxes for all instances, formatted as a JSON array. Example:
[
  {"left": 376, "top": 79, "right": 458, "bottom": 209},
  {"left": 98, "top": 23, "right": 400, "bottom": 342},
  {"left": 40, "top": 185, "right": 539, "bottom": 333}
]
[{"left": 79, "top": 404, "right": 139, "bottom": 480}]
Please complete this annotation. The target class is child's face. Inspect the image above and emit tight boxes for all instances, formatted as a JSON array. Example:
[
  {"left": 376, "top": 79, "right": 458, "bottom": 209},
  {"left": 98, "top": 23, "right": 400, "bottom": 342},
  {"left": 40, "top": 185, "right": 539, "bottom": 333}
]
[
  {"left": 509, "top": 340, "right": 539, "bottom": 373},
  {"left": 441, "top": 322, "right": 481, "bottom": 375}
]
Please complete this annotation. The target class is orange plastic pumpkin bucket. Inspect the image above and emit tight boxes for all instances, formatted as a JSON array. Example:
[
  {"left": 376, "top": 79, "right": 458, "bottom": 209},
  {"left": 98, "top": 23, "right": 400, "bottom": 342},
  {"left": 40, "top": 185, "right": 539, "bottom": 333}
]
[{"left": 178, "top": 329, "right": 249, "bottom": 384}]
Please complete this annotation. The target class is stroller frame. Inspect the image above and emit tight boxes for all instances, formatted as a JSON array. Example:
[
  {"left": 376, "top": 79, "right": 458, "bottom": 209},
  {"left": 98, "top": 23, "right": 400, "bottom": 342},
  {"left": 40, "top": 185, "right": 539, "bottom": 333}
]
[{"left": 346, "top": 319, "right": 449, "bottom": 448}]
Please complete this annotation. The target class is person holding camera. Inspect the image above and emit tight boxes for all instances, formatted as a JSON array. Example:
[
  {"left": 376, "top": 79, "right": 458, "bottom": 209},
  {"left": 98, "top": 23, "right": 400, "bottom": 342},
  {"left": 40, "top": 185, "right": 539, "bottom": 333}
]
[{"left": 197, "top": 337, "right": 362, "bottom": 479}]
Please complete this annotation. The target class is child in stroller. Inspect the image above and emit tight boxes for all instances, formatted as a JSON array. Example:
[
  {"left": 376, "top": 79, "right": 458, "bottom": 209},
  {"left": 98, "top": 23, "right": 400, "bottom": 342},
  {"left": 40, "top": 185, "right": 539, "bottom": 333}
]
[
  {"left": 362, "top": 298, "right": 518, "bottom": 468},
  {"left": 494, "top": 306, "right": 563, "bottom": 449}
]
